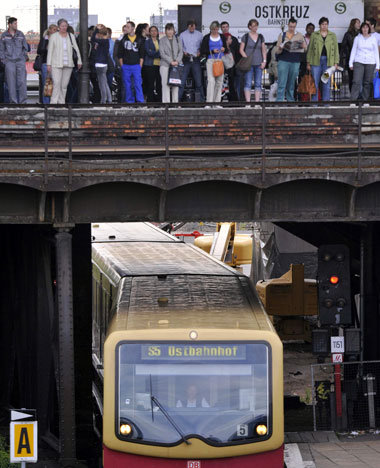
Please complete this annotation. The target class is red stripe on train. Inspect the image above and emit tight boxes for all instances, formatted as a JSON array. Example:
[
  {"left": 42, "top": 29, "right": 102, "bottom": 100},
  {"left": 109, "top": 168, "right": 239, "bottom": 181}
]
[{"left": 103, "top": 445, "right": 284, "bottom": 467}]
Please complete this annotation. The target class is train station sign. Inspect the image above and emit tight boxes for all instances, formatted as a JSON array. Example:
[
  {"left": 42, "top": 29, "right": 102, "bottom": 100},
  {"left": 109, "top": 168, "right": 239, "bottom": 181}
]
[
  {"left": 10, "top": 410, "right": 37, "bottom": 463},
  {"left": 202, "top": 0, "right": 364, "bottom": 41}
]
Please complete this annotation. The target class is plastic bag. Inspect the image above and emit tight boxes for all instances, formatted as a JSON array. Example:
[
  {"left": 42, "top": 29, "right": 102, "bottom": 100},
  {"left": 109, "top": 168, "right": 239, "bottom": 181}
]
[
  {"left": 374, "top": 71, "right": 380, "bottom": 99},
  {"left": 167, "top": 66, "right": 182, "bottom": 86}
]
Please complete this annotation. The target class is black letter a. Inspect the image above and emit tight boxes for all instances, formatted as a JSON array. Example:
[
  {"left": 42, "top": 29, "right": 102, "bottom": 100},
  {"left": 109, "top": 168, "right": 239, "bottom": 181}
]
[{"left": 17, "top": 428, "right": 31, "bottom": 454}]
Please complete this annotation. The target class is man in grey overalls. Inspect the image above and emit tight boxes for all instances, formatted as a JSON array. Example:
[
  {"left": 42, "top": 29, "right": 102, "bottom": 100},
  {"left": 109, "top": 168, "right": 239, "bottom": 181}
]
[{"left": 0, "top": 17, "right": 28, "bottom": 104}]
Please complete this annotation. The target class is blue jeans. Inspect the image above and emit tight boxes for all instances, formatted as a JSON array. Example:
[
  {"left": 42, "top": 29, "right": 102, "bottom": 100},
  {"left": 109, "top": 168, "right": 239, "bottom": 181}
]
[
  {"left": 276, "top": 60, "right": 300, "bottom": 102},
  {"left": 41, "top": 63, "right": 50, "bottom": 104},
  {"left": 311, "top": 55, "right": 330, "bottom": 102},
  {"left": 244, "top": 65, "right": 262, "bottom": 91},
  {"left": 122, "top": 64, "right": 144, "bottom": 103},
  {"left": 178, "top": 59, "right": 205, "bottom": 102}
]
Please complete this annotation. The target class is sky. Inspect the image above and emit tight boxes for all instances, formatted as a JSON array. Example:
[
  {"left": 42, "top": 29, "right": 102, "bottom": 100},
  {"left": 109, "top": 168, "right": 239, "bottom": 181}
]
[{"left": 0, "top": 0, "right": 201, "bottom": 34}]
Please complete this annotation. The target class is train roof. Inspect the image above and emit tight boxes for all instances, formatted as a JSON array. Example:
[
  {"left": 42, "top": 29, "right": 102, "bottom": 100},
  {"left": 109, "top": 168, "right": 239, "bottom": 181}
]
[
  {"left": 92, "top": 222, "right": 240, "bottom": 283},
  {"left": 113, "top": 274, "right": 273, "bottom": 331},
  {"left": 92, "top": 223, "right": 274, "bottom": 333}
]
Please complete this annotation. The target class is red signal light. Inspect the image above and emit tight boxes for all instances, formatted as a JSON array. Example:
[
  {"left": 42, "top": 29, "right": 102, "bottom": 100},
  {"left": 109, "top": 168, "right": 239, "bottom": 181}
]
[{"left": 330, "top": 276, "right": 339, "bottom": 285}]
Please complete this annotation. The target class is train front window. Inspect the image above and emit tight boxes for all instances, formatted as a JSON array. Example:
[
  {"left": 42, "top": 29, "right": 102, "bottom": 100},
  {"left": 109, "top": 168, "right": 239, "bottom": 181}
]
[{"left": 117, "top": 342, "right": 270, "bottom": 446}]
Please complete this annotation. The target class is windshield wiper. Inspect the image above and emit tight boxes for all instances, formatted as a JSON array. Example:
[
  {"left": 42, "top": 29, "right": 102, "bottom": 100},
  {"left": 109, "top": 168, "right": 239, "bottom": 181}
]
[
  {"left": 151, "top": 395, "right": 191, "bottom": 445},
  {"left": 149, "top": 375, "right": 154, "bottom": 422}
]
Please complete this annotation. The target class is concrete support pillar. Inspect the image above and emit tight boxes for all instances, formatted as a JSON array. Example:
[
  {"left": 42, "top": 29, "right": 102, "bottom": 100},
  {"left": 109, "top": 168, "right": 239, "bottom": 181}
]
[
  {"left": 55, "top": 229, "right": 77, "bottom": 466},
  {"left": 78, "top": 0, "right": 90, "bottom": 103}
]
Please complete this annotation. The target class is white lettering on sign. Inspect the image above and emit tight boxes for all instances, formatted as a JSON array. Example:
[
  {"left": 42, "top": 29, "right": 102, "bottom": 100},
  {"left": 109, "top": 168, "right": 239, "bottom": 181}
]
[
  {"left": 332, "top": 353, "right": 343, "bottom": 363},
  {"left": 331, "top": 336, "right": 345, "bottom": 353},
  {"left": 202, "top": 0, "right": 364, "bottom": 42},
  {"left": 187, "top": 462, "right": 201, "bottom": 468}
]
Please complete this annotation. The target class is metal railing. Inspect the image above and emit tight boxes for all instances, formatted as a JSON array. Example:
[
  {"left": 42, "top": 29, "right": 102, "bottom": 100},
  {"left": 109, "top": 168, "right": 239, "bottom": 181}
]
[
  {"left": 311, "top": 360, "right": 380, "bottom": 432},
  {"left": 0, "top": 100, "right": 379, "bottom": 187}
]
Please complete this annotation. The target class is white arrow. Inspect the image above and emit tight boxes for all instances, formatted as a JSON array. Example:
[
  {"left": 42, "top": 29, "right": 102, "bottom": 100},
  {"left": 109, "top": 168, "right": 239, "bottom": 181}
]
[{"left": 11, "top": 410, "right": 34, "bottom": 421}]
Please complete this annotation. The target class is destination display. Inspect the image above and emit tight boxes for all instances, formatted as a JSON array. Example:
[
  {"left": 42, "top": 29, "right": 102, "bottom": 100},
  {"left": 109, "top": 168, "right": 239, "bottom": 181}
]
[{"left": 141, "top": 344, "right": 247, "bottom": 360}]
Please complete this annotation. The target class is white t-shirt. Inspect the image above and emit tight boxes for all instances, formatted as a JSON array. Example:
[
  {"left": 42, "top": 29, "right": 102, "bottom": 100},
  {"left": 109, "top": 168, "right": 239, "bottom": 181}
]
[
  {"left": 62, "top": 36, "right": 69, "bottom": 66},
  {"left": 372, "top": 31, "right": 380, "bottom": 47},
  {"left": 349, "top": 34, "right": 380, "bottom": 69}
]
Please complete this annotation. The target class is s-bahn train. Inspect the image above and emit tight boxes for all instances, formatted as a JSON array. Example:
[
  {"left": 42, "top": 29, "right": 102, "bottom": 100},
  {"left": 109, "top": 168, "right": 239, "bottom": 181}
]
[{"left": 92, "top": 223, "right": 283, "bottom": 467}]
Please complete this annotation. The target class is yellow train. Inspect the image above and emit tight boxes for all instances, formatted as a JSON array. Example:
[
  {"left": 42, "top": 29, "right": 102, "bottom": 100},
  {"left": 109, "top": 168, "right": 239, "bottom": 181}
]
[{"left": 92, "top": 222, "right": 283, "bottom": 467}]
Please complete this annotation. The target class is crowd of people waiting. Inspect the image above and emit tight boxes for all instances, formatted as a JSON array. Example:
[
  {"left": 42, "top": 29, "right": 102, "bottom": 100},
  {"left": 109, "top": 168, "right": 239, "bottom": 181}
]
[{"left": 0, "top": 14, "right": 380, "bottom": 105}]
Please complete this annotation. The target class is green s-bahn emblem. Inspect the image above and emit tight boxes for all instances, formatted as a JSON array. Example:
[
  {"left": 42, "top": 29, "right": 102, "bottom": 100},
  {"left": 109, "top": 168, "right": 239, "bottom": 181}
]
[
  {"left": 335, "top": 2, "right": 346, "bottom": 14},
  {"left": 219, "top": 1, "right": 231, "bottom": 14}
]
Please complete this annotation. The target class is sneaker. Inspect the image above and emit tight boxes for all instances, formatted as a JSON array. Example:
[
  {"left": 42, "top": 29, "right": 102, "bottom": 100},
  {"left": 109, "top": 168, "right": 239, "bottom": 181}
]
[
  {"left": 363, "top": 103, "right": 370, "bottom": 107},
  {"left": 213, "top": 105, "right": 223, "bottom": 109},
  {"left": 349, "top": 103, "right": 356, "bottom": 107}
]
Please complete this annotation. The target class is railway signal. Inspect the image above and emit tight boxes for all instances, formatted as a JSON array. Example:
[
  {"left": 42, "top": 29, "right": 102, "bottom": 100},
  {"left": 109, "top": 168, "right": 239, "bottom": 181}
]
[{"left": 317, "top": 244, "right": 352, "bottom": 326}]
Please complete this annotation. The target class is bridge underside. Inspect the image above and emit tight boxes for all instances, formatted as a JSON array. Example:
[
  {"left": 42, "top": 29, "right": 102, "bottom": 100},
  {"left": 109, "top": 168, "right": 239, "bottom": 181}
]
[{"left": 2, "top": 178, "right": 380, "bottom": 224}]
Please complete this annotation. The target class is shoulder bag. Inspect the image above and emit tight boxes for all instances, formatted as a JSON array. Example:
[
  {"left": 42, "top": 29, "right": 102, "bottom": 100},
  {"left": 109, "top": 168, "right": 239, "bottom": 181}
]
[
  {"left": 236, "top": 33, "right": 263, "bottom": 72},
  {"left": 68, "top": 33, "right": 78, "bottom": 68},
  {"left": 222, "top": 52, "right": 234, "bottom": 70},
  {"left": 33, "top": 55, "right": 43, "bottom": 71}
]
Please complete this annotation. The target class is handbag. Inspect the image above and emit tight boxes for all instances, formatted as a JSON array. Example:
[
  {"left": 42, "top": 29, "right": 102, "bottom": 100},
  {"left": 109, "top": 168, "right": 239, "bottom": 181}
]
[
  {"left": 168, "top": 65, "right": 182, "bottom": 86},
  {"left": 68, "top": 33, "right": 78, "bottom": 68},
  {"left": 374, "top": 71, "right": 380, "bottom": 99},
  {"left": 236, "top": 33, "right": 263, "bottom": 72},
  {"left": 33, "top": 55, "right": 43, "bottom": 72},
  {"left": 297, "top": 72, "right": 316, "bottom": 96},
  {"left": 236, "top": 55, "right": 253, "bottom": 72},
  {"left": 212, "top": 54, "right": 224, "bottom": 77},
  {"left": 44, "top": 77, "right": 53, "bottom": 97},
  {"left": 222, "top": 52, "right": 234, "bottom": 70}
]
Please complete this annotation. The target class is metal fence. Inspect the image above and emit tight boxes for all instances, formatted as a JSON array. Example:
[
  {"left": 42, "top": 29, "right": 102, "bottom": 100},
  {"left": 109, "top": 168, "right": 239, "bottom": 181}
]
[{"left": 311, "top": 360, "right": 380, "bottom": 432}]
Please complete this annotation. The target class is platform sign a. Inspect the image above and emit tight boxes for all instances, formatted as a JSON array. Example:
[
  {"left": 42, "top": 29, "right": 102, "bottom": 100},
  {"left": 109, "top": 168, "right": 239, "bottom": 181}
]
[{"left": 10, "top": 420, "right": 38, "bottom": 463}]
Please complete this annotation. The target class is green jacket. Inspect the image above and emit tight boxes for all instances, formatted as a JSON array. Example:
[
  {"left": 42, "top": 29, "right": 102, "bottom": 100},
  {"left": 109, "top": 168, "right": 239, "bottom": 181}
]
[{"left": 306, "top": 31, "right": 339, "bottom": 67}]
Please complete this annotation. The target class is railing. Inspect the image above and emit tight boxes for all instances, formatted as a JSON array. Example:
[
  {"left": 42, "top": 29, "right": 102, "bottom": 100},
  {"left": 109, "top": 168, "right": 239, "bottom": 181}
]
[
  {"left": 0, "top": 101, "right": 379, "bottom": 186},
  {"left": 311, "top": 360, "right": 380, "bottom": 432}
]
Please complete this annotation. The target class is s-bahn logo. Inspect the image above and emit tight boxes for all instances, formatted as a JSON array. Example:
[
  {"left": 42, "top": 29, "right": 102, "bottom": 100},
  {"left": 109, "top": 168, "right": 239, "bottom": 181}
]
[
  {"left": 335, "top": 2, "right": 346, "bottom": 14},
  {"left": 219, "top": 1, "right": 231, "bottom": 13}
]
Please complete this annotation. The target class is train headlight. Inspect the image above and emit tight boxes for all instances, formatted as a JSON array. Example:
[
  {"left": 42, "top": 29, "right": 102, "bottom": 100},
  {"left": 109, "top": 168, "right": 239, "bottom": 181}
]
[
  {"left": 256, "top": 424, "right": 267, "bottom": 436},
  {"left": 120, "top": 423, "right": 132, "bottom": 436}
]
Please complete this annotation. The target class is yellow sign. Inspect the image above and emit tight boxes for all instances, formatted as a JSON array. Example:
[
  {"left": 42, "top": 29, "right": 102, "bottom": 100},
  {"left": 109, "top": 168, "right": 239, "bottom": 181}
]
[{"left": 10, "top": 421, "right": 38, "bottom": 463}]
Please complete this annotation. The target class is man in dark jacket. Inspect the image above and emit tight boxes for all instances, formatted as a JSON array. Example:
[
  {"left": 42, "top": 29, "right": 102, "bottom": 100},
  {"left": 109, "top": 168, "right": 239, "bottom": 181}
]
[
  {"left": 117, "top": 21, "right": 145, "bottom": 103},
  {"left": 221, "top": 21, "right": 241, "bottom": 101}
]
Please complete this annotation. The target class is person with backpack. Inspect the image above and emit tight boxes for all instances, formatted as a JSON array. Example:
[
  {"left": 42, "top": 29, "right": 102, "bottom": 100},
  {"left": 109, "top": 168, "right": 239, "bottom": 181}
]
[
  {"left": 275, "top": 18, "right": 307, "bottom": 102},
  {"left": 239, "top": 19, "right": 267, "bottom": 103}
]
